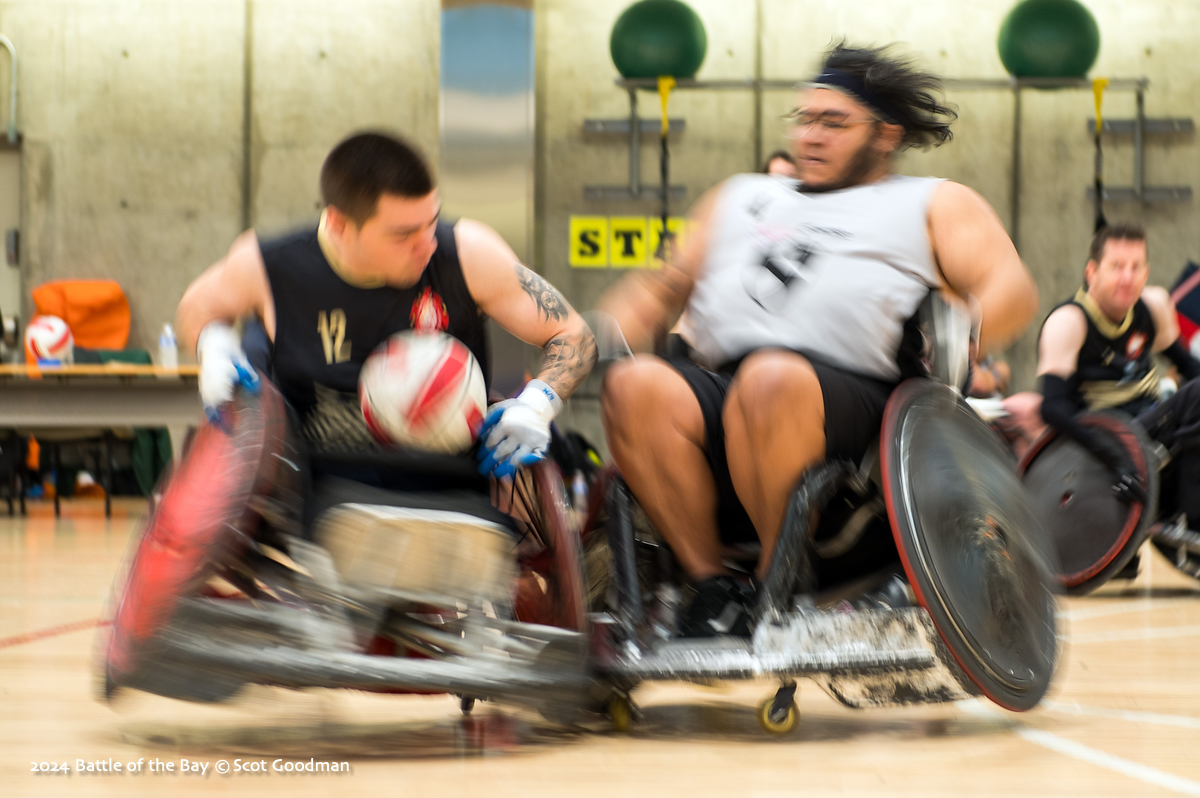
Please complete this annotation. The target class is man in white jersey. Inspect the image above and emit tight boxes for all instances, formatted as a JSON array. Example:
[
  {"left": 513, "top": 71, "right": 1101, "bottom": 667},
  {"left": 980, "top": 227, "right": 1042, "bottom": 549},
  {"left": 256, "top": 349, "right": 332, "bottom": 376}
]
[{"left": 599, "top": 43, "right": 1039, "bottom": 637}]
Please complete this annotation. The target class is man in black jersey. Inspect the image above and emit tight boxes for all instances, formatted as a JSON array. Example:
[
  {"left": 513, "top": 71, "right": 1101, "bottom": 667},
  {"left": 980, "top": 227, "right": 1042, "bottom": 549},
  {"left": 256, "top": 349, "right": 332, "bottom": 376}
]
[
  {"left": 176, "top": 132, "right": 596, "bottom": 477},
  {"left": 1038, "top": 223, "right": 1200, "bottom": 517}
]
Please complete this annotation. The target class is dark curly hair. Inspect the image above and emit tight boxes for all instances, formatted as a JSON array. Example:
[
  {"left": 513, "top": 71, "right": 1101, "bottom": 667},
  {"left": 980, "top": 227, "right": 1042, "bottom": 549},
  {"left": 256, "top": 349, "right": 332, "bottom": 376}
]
[{"left": 819, "top": 42, "right": 957, "bottom": 150}]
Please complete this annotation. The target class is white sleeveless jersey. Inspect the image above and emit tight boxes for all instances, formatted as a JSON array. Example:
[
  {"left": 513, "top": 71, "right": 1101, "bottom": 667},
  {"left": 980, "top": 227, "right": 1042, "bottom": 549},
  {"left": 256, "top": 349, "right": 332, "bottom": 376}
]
[{"left": 679, "top": 173, "right": 943, "bottom": 382}]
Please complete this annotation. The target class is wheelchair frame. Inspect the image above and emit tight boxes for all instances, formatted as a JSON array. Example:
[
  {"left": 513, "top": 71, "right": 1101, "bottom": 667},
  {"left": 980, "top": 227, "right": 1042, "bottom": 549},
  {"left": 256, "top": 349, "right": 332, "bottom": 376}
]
[
  {"left": 587, "top": 376, "right": 1061, "bottom": 734},
  {"left": 99, "top": 382, "right": 593, "bottom": 722}
]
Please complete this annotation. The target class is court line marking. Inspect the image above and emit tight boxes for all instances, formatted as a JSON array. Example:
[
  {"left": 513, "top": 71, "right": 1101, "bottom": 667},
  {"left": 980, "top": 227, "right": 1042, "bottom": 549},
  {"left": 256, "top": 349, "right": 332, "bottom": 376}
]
[
  {"left": 0, "top": 618, "right": 108, "bottom": 651},
  {"left": 1045, "top": 700, "right": 1200, "bottom": 730},
  {"left": 960, "top": 701, "right": 1200, "bottom": 796},
  {"left": 1019, "top": 729, "right": 1200, "bottom": 796},
  {"left": 0, "top": 597, "right": 105, "bottom": 606},
  {"left": 1067, "top": 623, "right": 1200, "bottom": 644},
  {"left": 1059, "top": 598, "right": 1196, "bottom": 622}
]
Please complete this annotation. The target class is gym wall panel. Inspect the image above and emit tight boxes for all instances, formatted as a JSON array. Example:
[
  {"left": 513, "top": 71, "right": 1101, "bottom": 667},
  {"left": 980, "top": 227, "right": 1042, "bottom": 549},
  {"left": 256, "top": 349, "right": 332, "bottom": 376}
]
[
  {"left": 0, "top": 0, "right": 441, "bottom": 352},
  {"left": 535, "top": 0, "right": 756, "bottom": 316},
  {"left": 0, "top": 0, "right": 245, "bottom": 353},
  {"left": 761, "top": 0, "right": 1200, "bottom": 389},
  {"left": 537, "top": 0, "right": 1200, "bottom": 393},
  {"left": 251, "top": 0, "right": 440, "bottom": 239}
]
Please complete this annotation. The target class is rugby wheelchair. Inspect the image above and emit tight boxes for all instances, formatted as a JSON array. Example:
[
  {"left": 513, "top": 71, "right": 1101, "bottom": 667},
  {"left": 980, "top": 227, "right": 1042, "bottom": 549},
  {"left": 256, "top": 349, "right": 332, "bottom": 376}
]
[
  {"left": 1018, "top": 402, "right": 1200, "bottom": 593},
  {"left": 583, "top": 296, "right": 1061, "bottom": 734},
  {"left": 99, "top": 296, "right": 1061, "bottom": 737},
  {"left": 99, "top": 377, "right": 595, "bottom": 722}
]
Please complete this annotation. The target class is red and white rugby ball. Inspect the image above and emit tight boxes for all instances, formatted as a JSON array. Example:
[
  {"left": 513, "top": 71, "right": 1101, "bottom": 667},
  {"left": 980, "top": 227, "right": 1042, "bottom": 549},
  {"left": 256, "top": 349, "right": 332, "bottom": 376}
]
[
  {"left": 359, "top": 331, "right": 487, "bottom": 453},
  {"left": 25, "top": 315, "right": 74, "bottom": 364}
]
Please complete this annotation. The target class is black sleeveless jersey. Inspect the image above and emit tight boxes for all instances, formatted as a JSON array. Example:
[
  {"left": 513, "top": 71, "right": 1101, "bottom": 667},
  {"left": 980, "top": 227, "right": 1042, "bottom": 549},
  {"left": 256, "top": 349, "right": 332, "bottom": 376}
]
[
  {"left": 260, "top": 221, "right": 490, "bottom": 447},
  {"left": 1052, "top": 289, "right": 1158, "bottom": 414}
]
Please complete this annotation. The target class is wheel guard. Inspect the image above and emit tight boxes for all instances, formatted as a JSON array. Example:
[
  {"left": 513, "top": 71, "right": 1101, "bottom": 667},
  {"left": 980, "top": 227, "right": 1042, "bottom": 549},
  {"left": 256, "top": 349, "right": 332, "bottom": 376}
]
[
  {"left": 1017, "top": 411, "right": 1156, "bottom": 594},
  {"left": 882, "top": 379, "right": 1059, "bottom": 711},
  {"left": 104, "top": 380, "right": 288, "bottom": 687}
]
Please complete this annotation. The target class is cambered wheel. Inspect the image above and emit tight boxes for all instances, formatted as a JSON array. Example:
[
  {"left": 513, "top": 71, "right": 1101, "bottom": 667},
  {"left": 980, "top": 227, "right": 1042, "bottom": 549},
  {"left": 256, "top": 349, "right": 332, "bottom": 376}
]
[
  {"left": 103, "top": 380, "right": 288, "bottom": 692},
  {"left": 883, "top": 379, "right": 1059, "bottom": 712},
  {"left": 499, "top": 461, "right": 587, "bottom": 632},
  {"left": 1017, "top": 410, "right": 1157, "bottom": 594}
]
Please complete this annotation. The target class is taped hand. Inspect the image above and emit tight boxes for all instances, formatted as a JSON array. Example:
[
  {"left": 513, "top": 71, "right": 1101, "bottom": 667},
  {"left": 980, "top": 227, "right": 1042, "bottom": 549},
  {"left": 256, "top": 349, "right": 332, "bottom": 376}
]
[
  {"left": 197, "top": 322, "right": 260, "bottom": 425},
  {"left": 477, "top": 380, "right": 561, "bottom": 478}
]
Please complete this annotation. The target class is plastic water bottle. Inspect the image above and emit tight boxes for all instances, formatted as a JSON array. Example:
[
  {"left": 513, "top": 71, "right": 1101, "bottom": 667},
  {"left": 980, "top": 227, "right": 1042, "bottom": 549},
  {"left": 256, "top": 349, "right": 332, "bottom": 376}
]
[{"left": 158, "top": 323, "right": 178, "bottom": 370}]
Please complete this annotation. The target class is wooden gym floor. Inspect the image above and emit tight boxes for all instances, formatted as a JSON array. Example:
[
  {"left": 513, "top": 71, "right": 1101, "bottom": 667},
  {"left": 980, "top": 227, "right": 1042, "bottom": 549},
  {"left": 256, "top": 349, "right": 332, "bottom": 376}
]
[{"left": 4, "top": 498, "right": 1200, "bottom": 797}]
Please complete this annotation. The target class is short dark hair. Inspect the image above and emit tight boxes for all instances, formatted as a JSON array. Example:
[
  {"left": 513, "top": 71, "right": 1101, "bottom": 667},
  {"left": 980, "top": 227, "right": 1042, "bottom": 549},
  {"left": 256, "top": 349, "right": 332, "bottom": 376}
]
[
  {"left": 820, "top": 42, "right": 957, "bottom": 150},
  {"left": 761, "top": 149, "right": 794, "bottom": 172},
  {"left": 319, "top": 132, "right": 434, "bottom": 224},
  {"left": 1089, "top": 222, "right": 1148, "bottom": 263}
]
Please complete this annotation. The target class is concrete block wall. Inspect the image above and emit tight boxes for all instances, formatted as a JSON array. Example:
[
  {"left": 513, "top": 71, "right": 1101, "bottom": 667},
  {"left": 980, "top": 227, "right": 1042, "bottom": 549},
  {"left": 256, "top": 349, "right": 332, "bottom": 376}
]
[
  {"left": 0, "top": 0, "right": 1192, "bottom": 393},
  {"left": 535, "top": 0, "right": 1200, "bottom": 395},
  {"left": 0, "top": 0, "right": 439, "bottom": 352}
]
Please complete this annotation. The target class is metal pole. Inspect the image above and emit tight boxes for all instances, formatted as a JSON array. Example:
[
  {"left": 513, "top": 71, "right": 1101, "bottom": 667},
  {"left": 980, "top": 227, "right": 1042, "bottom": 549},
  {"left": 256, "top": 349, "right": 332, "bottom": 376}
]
[
  {"left": 241, "top": 0, "right": 254, "bottom": 232},
  {"left": 1135, "top": 88, "right": 1146, "bottom": 199},
  {"left": 1010, "top": 84, "right": 1022, "bottom": 251},
  {"left": 0, "top": 35, "right": 17, "bottom": 144},
  {"left": 752, "top": 0, "right": 763, "bottom": 171},
  {"left": 628, "top": 87, "right": 639, "bottom": 198}
]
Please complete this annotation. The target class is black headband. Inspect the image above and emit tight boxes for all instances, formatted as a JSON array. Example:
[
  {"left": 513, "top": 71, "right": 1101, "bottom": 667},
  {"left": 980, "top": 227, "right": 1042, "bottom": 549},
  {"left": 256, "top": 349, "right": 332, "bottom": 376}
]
[{"left": 810, "top": 68, "right": 901, "bottom": 125}]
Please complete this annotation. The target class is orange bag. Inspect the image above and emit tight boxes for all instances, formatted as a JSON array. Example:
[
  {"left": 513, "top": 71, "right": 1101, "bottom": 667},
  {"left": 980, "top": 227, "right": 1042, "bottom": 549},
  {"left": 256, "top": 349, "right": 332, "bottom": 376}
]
[{"left": 31, "top": 280, "right": 131, "bottom": 350}]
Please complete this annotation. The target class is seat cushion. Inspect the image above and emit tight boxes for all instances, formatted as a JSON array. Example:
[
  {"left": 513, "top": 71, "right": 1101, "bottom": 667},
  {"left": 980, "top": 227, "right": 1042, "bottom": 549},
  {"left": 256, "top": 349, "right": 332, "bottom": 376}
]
[{"left": 309, "top": 477, "right": 517, "bottom": 534}]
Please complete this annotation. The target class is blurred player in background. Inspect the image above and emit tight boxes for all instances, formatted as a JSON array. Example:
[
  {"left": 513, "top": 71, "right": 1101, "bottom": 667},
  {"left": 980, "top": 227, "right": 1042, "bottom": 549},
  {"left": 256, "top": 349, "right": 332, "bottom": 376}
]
[
  {"left": 1034, "top": 223, "right": 1200, "bottom": 543},
  {"left": 761, "top": 149, "right": 797, "bottom": 178}
]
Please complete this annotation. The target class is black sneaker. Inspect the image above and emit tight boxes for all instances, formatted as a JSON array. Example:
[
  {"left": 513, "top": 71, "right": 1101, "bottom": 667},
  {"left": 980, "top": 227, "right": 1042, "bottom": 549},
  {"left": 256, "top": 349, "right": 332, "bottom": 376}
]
[
  {"left": 678, "top": 576, "right": 757, "bottom": 638},
  {"left": 831, "top": 574, "right": 916, "bottom": 613},
  {"left": 853, "top": 574, "right": 915, "bottom": 610}
]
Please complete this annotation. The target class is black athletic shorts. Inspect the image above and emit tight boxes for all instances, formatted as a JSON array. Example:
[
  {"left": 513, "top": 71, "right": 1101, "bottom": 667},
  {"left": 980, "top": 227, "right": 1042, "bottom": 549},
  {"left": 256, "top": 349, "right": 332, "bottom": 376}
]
[{"left": 669, "top": 352, "right": 897, "bottom": 545}]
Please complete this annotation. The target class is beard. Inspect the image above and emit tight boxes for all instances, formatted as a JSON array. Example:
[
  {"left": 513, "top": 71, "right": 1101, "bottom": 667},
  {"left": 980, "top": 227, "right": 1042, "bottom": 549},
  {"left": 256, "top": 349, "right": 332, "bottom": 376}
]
[{"left": 800, "top": 128, "right": 886, "bottom": 193}]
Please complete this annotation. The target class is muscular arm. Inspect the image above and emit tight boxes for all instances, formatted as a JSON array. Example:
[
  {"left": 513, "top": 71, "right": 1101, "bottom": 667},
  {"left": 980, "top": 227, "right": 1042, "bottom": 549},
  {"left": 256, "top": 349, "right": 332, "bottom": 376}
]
[
  {"left": 176, "top": 231, "right": 274, "bottom": 352},
  {"left": 1035, "top": 303, "right": 1144, "bottom": 496},
  {"left": 1037, "top": 304, "right": 1087, "bottom": 379},
  {"left": 1143, "top": 285, "right": 1181, "bottom": 352},
  {"left": 456, "top": 219, "right": 596, "bottom": 399},
  {"left": 1143, "top": 284, "right": 1200, "bottom": 381},
  {"left": 928, "top": 181, "right": 1038, "bottom": 355},
  {"left": 595, "top": 185, "right": 718, "bottom": 352}
]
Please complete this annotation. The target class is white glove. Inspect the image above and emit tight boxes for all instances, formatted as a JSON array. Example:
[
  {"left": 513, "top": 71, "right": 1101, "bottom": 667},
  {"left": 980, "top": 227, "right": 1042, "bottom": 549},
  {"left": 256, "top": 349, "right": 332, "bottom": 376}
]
[
  {"left": 477, "top": 380, "right": 561, "bottom": 478},
  {"left": 197, "top": 322, "right": 260, "bottom": 424}
]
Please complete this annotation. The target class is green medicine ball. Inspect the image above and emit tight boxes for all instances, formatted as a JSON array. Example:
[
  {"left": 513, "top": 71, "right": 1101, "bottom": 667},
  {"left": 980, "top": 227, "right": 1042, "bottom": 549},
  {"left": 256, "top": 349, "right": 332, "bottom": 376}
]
[
  {"left": 610, "top": 0, "right": 707, "bottom": 80},
  {"left": 998, "top": 0, "right": 1100, "bottom": 78}
]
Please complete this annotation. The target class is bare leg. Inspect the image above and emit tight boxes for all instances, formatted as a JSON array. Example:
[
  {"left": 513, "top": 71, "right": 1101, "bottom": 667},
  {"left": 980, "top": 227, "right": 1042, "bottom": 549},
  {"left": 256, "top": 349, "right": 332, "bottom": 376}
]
[
  {"left": 723, "top": 351, "right": 826, "bottom": 578},
  {"left": 602, "top": 356, "right": 725, "bottom": 580}
]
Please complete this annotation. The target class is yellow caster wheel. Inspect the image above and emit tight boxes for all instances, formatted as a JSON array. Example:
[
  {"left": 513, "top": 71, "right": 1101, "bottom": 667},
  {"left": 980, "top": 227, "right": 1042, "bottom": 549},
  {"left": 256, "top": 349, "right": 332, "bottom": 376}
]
[
  {"left": 607, "top": 694, "right": 635, "bottom": 733},
  {"left": 757, "top": 696, "right": 800, "bottom": 735}
]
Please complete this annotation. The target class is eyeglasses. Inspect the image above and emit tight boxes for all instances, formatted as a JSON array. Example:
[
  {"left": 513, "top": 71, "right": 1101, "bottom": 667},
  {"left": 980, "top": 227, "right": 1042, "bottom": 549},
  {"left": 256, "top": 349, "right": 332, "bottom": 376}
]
[{"left": 784, "top": 110, "right": 878, "bottom": 138}]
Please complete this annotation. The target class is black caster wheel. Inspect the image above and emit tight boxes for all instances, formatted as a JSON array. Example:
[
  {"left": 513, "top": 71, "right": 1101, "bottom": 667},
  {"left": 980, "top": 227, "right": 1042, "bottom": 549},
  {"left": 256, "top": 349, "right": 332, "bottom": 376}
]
[{"left": 460, "top": 696, "right": 476, "bottom": 715}]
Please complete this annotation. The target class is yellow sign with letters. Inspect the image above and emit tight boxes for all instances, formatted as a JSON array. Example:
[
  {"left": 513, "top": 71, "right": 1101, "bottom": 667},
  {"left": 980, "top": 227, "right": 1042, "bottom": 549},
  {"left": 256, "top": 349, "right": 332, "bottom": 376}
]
[
  {"left": 569, "top": 215, "right": 686, "bottom": 268},
  {"left": 568, "top": 216, "right": 608, "bottom": 267},
  {"left": 649, "top": 216, "right": 687, "bottom": 263},
  {"left": 609, "top": 216, "right": 648, "bottom": 268}
]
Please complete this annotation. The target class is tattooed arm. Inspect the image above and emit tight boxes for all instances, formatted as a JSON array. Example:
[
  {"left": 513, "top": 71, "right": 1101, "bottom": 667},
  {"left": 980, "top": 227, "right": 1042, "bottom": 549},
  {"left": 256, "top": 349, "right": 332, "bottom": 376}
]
[
  {"left": 595, "top": 184, "right": 717, "bottom": 352},
  {"left": 455, "top": 218, "right": 596, "bottom": 399}
]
